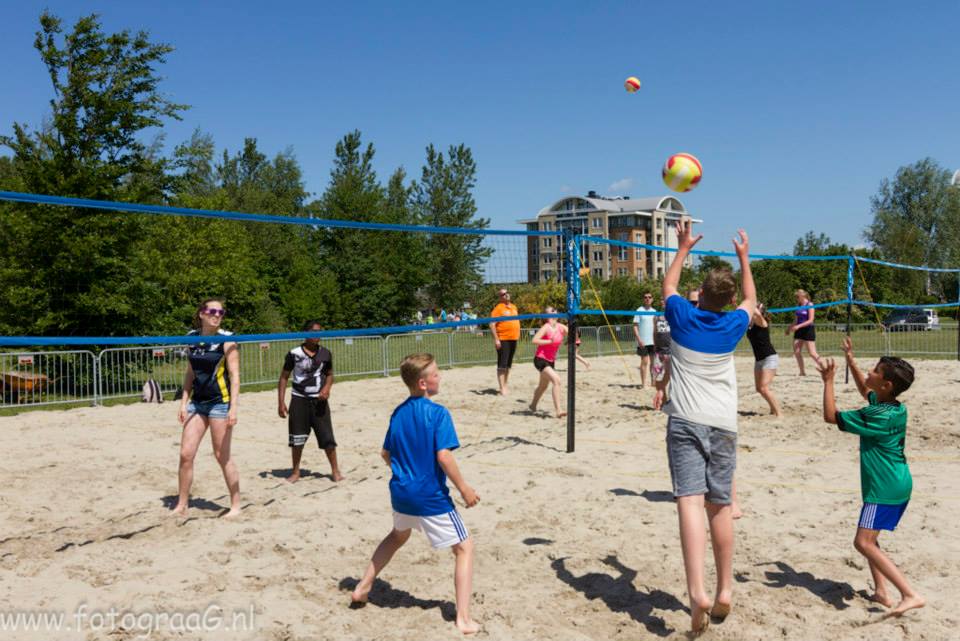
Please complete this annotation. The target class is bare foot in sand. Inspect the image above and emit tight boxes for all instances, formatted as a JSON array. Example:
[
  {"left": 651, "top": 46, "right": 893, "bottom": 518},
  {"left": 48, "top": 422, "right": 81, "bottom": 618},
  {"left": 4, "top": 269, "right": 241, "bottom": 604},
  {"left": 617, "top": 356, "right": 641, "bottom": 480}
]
[
  {"left": 556, "top": 411, "right": 567, "bottom": 419},
  {"left": 887, "top": 594, "right": 925, "bottom": 617},
  {"left": 286, "top": 473, "right": 300, "bottom": 484},
  {"left": 170, "top": 504, "right": 187, "bottom": 518},
  {"left": 868, "top": 591, "right": 894, "bottom": 608},
  {"left": 690, "top": 598, "right": 711, "bottom": 635},
  {"left": 710, "top": 600, "right": 731, "bottom": 623},
  {"left": 350, "top": 583, "right": 370, "bottom": 606},
  {"left": 456, "top": 617, "right": 480, "bottom": 635},
  {"left": 223, "top": 506, "right": 241, "bottom": 519},
  {"left": 332, "top": 472, "right": 345, "bottom": 482},
  {"left": 528, "top": 403, "right": 538, "bottom": 413},
  {"left": 731, "top": 503, "right": 744, "bottom": 520}
]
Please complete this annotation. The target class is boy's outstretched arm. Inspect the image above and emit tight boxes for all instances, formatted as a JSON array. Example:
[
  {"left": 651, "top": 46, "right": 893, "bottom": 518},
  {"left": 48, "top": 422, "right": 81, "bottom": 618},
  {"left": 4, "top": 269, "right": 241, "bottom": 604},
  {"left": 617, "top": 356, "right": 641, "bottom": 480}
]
[
  {"left": 437, "top": 449, "right": 480, "bottom": 507},
  {"left": 817, "top": 358, "right": 838, "bottom": 424},
  {"left": 842, "top": 337, "right": 869, "bottom": 399},
  {"left": 733, "top": 230, "right": 757, "bottom": 318},
  {"left": 662, "top": 219, "right": 702, "bottom": 301}
]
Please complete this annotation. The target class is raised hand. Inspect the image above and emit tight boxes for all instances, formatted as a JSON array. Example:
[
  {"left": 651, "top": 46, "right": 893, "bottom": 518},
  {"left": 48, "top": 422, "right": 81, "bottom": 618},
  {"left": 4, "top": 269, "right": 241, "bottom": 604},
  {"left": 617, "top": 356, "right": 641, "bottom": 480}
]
[
  {"left": 732, "top": 229, "right": 749, "bottom": 258},
  {"left": 816, "top": 357, "right": 837, "bottom": 382},
  {"left": 842, "top": 336, "right": 854, "bottom": 359},
  {"left": 674, "top": 219, "right": 703, "bottom": 252}
]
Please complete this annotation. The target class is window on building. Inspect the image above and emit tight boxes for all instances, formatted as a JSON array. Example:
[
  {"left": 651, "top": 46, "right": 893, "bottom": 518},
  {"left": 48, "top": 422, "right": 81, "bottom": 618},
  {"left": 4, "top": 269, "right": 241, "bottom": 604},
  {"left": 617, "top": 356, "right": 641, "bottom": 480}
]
[
  {"left": 618, "top": 268, "right": 627, "bottom": 276},
  {"left": 543, "top": 237, "right": 552, "bottom": 248},
  {"left": 543, "top": 270, "right": 553, "bottom": 280},
  {"left": 592, "top": 217, "right": 602, "bottom": 229},
  {"left": 635, "top": 248, "right": 642, "bottom": 259},
  {"left": 593, "top": 267, "right": 603, "bottom": 278},
  {"left": 592, "top": 250, "right": 603, "bottom": 262},
  {"left": 656, "top": 234, "right": 663, "bottom": 245},
  {"left": 618, "top": 247, "right": 627, "bottom": 261},
  {"left": 543, "top": 253, "right": 553, "bottom": 264},
  {"left": 636, "top": 268, "right": 644, "bottom": 280},
  {"left": 541, "top": 221, "right": 552, "bottom": 231}
]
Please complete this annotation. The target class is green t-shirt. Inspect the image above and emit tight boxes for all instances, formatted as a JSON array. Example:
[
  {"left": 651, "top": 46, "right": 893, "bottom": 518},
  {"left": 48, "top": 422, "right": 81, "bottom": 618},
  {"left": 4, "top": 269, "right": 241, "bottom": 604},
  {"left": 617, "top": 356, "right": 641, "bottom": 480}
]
[{"left": 837, "top": 391, "right": 912, "bottom": 504}]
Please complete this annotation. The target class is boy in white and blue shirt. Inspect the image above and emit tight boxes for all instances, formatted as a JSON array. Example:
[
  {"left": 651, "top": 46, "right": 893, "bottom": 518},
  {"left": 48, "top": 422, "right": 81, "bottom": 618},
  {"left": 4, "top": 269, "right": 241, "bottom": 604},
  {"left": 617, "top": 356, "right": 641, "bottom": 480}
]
[
  {"left": 660, "top": 220, "right": 755, "bottom": 634},
  {"left": 350, "top": 353, "right": 480, "bottom": 635}
]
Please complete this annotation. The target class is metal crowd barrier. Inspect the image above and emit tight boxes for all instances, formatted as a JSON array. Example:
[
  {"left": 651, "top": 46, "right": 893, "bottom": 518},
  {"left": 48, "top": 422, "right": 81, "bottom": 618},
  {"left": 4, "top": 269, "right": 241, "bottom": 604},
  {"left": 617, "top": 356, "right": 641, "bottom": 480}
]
[
  {"left": 1, "top": 321, "right": 956, "bottom": 409},
  {"left": 0, "top": 350, "right": 97, "bottom": 408}
]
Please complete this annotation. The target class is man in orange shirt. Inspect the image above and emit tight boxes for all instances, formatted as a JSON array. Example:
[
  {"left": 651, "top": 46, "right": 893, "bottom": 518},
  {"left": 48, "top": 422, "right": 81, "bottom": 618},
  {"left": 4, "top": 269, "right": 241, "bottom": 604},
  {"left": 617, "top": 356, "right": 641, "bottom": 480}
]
[{"left": 490, "top": 288, "right": 521, "bottom": 395}]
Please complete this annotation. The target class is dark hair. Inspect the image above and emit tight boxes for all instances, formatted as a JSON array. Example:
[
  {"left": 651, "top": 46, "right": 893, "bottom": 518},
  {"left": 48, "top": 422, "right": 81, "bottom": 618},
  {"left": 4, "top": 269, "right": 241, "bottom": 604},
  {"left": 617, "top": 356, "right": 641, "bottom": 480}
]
[
  {"left": 878, "top": 356, "right": 914, "bottom": 397},
  {"left": 701, "top": 269, "right": 737, "bottom": 309},
  {"left": 302, "top": 319, "right": 322, "bottom": 332},
  {"left": 193, "top": 298, "right": 225, "bottom": 329}
]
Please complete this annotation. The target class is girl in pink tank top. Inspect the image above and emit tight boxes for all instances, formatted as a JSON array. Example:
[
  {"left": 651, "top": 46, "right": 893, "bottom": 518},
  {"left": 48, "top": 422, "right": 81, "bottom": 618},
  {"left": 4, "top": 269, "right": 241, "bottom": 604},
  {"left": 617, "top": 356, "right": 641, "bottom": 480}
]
[{"left": 529, "top": 308, "right": 568, "bottom": 418}]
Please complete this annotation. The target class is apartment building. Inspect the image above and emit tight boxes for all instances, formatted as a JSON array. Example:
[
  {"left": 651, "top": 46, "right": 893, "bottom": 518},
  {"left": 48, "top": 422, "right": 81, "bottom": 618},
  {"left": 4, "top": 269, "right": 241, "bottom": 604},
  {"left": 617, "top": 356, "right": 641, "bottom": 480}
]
[{"left": 520, "top": 192, "right": 700, "bottom": 282}]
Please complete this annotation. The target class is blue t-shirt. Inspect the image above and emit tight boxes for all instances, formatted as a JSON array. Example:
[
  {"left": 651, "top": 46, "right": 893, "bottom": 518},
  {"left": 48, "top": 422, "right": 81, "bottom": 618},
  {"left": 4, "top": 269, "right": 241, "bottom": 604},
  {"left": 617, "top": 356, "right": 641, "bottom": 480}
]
[
  {"left": 663, "top": 295, "right": 749, "bottom": 431},
  {"left": 383, "top": 396, "right": 461, "bottom": 516}
]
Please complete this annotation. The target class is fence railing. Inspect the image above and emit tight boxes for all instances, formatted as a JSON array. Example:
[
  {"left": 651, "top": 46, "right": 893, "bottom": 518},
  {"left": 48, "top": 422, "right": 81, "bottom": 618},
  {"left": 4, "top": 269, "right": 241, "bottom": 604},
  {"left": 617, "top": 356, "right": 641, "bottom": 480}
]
[{"left": 1, "top": 321, "right": 956, "bottom": 409}]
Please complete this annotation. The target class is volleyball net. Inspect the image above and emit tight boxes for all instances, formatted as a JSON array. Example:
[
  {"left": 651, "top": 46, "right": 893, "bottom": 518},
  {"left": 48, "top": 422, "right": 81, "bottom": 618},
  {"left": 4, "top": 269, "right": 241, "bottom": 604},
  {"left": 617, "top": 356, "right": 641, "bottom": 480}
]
[
  {"left": 1, "top": 191, "right": 958, "bottom": 452},
  {"left": 575, "top": 235, "right": 960, "bottom": 318},
  {"left": 0, "top": 190, "right": 549, "bottom": 347}
]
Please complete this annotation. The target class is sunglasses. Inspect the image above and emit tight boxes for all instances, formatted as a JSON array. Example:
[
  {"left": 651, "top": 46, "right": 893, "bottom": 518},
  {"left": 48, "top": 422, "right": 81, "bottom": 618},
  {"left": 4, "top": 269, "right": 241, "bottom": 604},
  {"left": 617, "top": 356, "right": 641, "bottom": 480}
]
[
  {"left": 498, "top": 291, "right": 509, "bottom": 296},
  {"left": 202, "top": 307, "right": 226, "bottom": 317}
]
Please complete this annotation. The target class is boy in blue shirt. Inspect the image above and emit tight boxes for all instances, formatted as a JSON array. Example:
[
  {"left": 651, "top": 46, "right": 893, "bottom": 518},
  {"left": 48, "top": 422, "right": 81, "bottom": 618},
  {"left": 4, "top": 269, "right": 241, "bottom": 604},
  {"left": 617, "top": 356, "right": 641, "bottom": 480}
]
[
  {"left": 660, "top": 220, "right": 755, "bottom": 633},
  {"left": 817, "top": 337, "right": 925, "bottom": 617},
  {"left": 350, "top": 353, "right": 481, "bottom": 634}
]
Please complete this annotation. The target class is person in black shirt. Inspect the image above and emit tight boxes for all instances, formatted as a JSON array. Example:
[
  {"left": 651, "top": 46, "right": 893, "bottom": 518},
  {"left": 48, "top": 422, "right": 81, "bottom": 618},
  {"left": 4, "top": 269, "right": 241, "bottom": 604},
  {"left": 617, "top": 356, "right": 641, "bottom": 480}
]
[
  {"left": 173, "top": 298, "right": 241, "bottom": 518},
  {"left": 747, "top": 303, "right": 781, "bottom": 417},
  {"left": 278, "top": 321, "right": 342, "bottom": 483}
]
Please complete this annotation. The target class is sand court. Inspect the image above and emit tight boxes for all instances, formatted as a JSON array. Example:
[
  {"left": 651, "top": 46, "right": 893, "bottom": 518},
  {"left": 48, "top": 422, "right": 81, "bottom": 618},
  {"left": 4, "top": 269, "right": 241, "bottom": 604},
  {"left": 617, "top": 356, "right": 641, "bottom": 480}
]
[{"left": 1, "top": 355, "right": 958, "bottom": 640}]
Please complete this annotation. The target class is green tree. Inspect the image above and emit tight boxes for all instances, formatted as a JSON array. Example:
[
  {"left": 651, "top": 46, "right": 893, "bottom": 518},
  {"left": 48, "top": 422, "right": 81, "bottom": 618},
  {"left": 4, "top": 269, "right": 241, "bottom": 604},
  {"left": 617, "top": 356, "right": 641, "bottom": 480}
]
[
  {"left": 414, "top": 144, "right": 491, "bottom": 310},
  {"left": 0, "top": 11, "right": 186, "bottom": 337},
  {"left": 314, "top": 131, "right": 401, "bottom": 327},
  {"left": 865, "top": 158, "right": 959, "bottom": 298}
]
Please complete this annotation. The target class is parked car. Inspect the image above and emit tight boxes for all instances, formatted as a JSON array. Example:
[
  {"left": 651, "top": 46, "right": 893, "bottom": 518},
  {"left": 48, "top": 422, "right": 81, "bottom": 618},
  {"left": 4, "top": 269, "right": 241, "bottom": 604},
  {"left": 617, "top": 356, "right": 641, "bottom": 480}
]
[{"left": 881, "top": 308, "right": 940, "bottom": 331}]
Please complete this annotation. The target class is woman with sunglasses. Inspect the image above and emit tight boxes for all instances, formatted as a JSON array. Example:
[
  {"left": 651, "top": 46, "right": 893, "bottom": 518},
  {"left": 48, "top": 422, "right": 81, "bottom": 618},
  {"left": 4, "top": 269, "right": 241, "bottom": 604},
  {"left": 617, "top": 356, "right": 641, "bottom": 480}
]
[{"left": 172, "top": 298, "right": 241, "bottom": 518}]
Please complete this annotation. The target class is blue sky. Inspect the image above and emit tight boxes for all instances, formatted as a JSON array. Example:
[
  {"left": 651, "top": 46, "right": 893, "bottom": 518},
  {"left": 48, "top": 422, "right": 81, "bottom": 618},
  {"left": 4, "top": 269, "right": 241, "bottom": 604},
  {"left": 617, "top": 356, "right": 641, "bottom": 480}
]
[{"left": 2, "top": 1, "right": 959, "bottom": 256}]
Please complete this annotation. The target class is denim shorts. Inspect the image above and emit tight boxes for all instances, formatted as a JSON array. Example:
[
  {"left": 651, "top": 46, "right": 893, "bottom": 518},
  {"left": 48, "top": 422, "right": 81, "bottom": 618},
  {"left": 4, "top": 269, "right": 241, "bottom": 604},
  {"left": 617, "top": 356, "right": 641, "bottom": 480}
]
[
  {"left": 187, "top": 400, "right": 230, "bottom": 419},
  {"left": 665, "top": 415, "right": 737, "bottom": 504}
]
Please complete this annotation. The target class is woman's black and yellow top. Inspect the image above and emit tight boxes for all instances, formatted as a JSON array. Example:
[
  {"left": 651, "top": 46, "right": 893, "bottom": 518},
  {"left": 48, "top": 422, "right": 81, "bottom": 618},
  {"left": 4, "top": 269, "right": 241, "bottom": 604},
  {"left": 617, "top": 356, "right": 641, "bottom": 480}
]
[{"left": 187, "top": 329, "right": 235, "bottom": 404}]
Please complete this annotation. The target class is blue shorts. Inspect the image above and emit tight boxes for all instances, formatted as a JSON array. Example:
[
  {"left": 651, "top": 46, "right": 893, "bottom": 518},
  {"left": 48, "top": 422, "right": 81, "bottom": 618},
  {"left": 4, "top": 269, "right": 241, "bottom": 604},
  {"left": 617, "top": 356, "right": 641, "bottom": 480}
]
[
  {"left": 187, "top": 400, "right": 230, "bottom": 419},
  {"left": 858, "top": 502, "right": 908, "bottom": 531}
]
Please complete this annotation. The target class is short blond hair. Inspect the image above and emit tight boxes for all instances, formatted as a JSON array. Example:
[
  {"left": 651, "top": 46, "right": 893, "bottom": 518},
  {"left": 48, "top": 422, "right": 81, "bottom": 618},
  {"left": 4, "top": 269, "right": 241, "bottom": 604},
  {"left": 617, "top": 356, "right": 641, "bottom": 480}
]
[
  {"left": 701, "top": 269, "right": 738, "bottom": 309},
  {"left": 400, "top": 353, "right": 435, "bottom": 389}
]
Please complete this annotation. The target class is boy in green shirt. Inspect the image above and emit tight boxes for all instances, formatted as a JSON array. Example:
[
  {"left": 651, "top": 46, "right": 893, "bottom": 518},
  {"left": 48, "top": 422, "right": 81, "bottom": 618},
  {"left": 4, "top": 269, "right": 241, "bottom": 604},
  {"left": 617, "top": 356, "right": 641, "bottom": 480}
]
[{"left": 817, "top": 337, "right": 925, "bottom": 617}]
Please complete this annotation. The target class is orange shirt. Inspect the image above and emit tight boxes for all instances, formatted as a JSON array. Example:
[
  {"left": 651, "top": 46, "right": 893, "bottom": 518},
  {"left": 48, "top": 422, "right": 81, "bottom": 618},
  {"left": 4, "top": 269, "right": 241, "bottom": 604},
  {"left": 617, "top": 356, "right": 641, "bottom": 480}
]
[{"left": 491, "top": 302, "right": 521, "bottom": 341}]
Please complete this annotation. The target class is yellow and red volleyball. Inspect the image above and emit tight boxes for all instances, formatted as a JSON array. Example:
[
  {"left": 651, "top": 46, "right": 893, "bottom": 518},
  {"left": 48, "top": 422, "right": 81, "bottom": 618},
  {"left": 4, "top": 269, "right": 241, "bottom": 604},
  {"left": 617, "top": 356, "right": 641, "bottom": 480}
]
[
  {"left": 661, "top": 153, "right": 703, "bottom": 193},
  {"left": 624, "top": 77, "right": 641, "bottom": 93}
]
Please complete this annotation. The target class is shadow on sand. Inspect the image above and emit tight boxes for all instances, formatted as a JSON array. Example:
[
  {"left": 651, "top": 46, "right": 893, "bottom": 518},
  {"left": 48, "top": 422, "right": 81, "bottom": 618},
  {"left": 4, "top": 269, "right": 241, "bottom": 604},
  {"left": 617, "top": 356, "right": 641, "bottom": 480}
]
[
  {"left": 338, "top": 577, "right": 455, "bottom": 621},
  {"left": 551, "top": 555, "right": 685, "bottom": 637},
  {"left": 759, "top": 561, "right": 856, "bottom": 610}
]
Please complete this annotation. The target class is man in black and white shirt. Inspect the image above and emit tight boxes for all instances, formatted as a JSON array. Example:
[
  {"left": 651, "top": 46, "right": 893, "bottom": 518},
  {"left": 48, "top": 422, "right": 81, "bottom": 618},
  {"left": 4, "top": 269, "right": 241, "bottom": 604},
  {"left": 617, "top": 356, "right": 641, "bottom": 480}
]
[{"left": 278, "top": 321, "right": 343, "bottom": 483}]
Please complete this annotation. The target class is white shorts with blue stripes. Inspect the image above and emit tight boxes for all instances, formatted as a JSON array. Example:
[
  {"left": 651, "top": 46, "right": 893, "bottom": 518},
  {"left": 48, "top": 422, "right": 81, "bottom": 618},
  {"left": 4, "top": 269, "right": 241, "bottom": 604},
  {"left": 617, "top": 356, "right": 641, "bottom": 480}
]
[{"left": 393, "top": 510, "right": 469, "bottom": 549}]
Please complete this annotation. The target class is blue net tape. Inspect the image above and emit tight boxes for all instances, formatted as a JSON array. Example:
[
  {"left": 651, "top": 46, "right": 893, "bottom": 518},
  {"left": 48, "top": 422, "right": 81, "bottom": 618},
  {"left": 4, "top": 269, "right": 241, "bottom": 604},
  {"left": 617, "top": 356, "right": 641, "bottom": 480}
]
[
  {"left": 0, "top": 190, "right": 552, "bottom": 237},
  {"left": 0, "top": 314, "right": 565, "bottom": 347}
]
